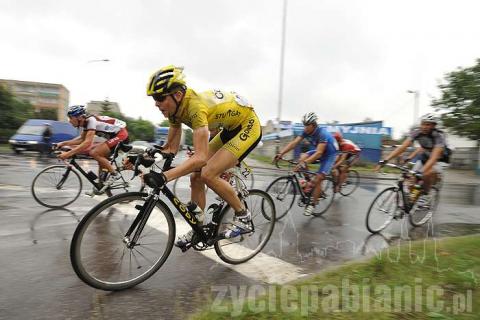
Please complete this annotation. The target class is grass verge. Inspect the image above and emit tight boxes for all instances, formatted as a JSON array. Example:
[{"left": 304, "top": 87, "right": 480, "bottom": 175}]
[{"left": 193, "top": 235, "right": 480, "bottom": 319}]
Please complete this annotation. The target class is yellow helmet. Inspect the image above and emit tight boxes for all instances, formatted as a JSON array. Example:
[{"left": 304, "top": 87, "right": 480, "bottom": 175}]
[{"left": 146, "top": 65, "right": 186, "bottom": 97}]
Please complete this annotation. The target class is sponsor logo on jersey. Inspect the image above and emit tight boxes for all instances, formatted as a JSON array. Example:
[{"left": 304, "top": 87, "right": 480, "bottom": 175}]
[
  {"left": 239, "top": 119, "right": 255, "bottom": 141},
  {"left": 215, "top": 109, "right": 241, "bottom": 120}
]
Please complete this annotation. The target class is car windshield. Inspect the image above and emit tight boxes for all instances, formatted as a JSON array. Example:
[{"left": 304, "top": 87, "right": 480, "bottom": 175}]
[{"left": 17, "top": 125, "right": 46, "bottom": 135}]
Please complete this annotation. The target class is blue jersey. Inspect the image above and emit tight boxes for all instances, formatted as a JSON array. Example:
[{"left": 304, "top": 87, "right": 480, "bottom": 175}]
[{"left": 301, "top": 126, "right": 338, "bottom": 158}]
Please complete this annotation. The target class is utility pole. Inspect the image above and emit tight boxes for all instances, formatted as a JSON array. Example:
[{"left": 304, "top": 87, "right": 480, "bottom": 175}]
[
  {"left": 407, "top": 90, "right": 420, "bottom": 125},
  {"left": 276, "top": 0, "right": 288, "bottom": 154}
]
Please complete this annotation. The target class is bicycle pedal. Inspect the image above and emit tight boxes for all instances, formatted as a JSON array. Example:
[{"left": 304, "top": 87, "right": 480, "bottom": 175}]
[{"left": 176, "top": 242, "right": 192, "bottom": 252}]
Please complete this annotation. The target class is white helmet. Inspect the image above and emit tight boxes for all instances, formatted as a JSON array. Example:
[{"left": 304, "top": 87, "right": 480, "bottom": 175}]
[
  {"left": 302, "top": 112, "right": 318, "bottom": 125},
  {"left": 420, "top": 113, "right": 438, "bottom": 124}
]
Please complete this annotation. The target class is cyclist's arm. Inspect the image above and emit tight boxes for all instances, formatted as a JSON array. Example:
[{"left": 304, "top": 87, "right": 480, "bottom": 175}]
[
  {"left": 58, "top": 133, "right": 85, "bottom": 147},
  {"left": 423, "top": 146, "right": 443, "bottom": 174},
  {"left": 384, "top": 138, "right": 412, "bottom": 161},
  {"left": 333, "top": 152, "right": 348, "bottom": 169},
  {"left": 278, "top": 136, "right": 303, "bottom": 157},
  {"left": 61, "top": 130, "right": 95, "bottom": 158},
  {"left": 162, "top": 125, "right": 182, "bottom": 154},
  {"left": 304, "top": 142, "right": 326, "bottom": 164},
  {"left": 406, "top": 146, "right": 423, "bottom": 162},
  {"left": 163, "top": 126, "right": 209, "bottom": 182}
]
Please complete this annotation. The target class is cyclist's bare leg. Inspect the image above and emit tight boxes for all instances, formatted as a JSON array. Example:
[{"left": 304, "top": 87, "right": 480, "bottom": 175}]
[
  {"left": 200, "top": 149, "right": 244, "bottom": 213},
  {"left": 89, "top": 143, "right": 115, "bottom": 173},
  {"left": 422, "top": 169, "right": 437, "bottom": 194},
  {"left": 190, "top": 171, "right": 206, "bottom": 210},
  {"left": 310, "top": 173, "right": 326, "bottom": 205},
  {"left": 339, "top": 165, "right": 348, "bottom": 189}
]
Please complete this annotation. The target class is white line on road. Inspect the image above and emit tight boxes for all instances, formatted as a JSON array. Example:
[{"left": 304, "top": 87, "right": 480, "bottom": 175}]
[{"left": 124, "top": 204, "right": 306, "bottom": 285}]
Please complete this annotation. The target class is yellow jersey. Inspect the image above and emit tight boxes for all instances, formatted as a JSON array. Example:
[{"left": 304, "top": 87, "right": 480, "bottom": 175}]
[{"left": 168, "top": 88, "right": 255, "bottom": 130}]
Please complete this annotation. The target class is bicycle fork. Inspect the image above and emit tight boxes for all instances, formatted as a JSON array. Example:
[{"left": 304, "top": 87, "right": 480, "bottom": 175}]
[{"left": 123, "top": 194, "right": 157, "bottom": 248}]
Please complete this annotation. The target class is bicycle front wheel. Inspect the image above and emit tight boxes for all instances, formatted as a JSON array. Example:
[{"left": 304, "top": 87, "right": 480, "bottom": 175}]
[
  {"left": 409, "top": 187, "right": 439, "bottom": 227},
  {"left": 31, "top": 165, "right": 82, "bottom": 208},
  {"left": 339, "top": 169, "right": 360, "bottom": 196},
  {"left": 214, "top": 189, "right": 276, "bottom": 264},
  {"left": 366, "top": 187, "right": 399, "bottom": 233},
  {"left": 70, "top": 192, "right": 175, "bottom": 291},
  {"left": 265, "top": 176, "right": 296, "bottom": 220}
]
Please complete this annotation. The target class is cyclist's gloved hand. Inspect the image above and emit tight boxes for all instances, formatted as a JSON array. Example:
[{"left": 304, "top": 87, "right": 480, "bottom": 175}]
[
  {"left": 378, "top": 159, "right": 388, "bottom": 166},
  {"left": 374, "top": 159, "right": 388, "bottom": 172},
  {"left": 143, "top": 171, "right": 167, "bottom": 189}
]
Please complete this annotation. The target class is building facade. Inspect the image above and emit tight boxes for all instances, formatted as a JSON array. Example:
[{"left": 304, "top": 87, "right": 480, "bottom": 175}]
[{"left": 0, "top": 79, "right": 69, "bottom": 121}]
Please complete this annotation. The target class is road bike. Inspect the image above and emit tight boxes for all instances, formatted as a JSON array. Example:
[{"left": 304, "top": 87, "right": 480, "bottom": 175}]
[
  {"left": 31, "top": 142, "right": 145, "bottom": 208},
  {"left": 265, "top": 158, "right": 336, "bottom": 219},
  {"left": 365, "top": 163, "right": 440, "bottom": 234},
  {"left": 70, "top": 151, "right": 276, "bottom": 291},
  {"left": 332, "top": 151, "right": 361, "bottom": 196}
]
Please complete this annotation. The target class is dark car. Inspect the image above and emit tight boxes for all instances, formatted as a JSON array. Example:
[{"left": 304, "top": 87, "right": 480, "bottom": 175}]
[{"left": 9, "top": 119, "right": 78, "bottom": 154}]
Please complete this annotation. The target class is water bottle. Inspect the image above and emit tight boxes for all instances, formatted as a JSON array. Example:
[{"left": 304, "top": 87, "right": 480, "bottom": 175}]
[
  {"left": 299, "top": 179, "right": 307, "bottom": 191},
  {"left": 304, "top": 181, "right": 313, "bottom": 194},
  {"left": 410, "top": 184, "right": 422, "bottom": 202},
  {"left": 186, "top": 201, "right": 204, "bottom": 224},
  {"left": 86, "top": 170, "right": 98, "bottom": 181}
]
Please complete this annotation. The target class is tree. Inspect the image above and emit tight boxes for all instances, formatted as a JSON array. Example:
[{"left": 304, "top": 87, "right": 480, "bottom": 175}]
[
  {"left": 36, "top": 108, "right": 58, "bottom": 120},
  {"left": 0, "top": 85, "right": 35, "bottom": 142},
  {"left": 432, "top": 58, "right": 480, "bottom": 141},
  {"left": 126, "top": 118, "right": 155, "bottom": 141},
  {"left": 158, "top": 119, "right": 170, "bottom": 127},
  {"left": 100, "top": 99, "right": 112, "bottom": 113},
  {"left": 184, "top": 128, "right": 193, "bottom": 146}
]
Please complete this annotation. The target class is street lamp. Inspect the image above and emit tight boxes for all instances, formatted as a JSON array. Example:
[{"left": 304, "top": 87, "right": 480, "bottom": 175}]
[
  {"left": 407, "top": 90, "right": 420, "bottom": 125},
  {"left": 87, "top": 59, "right": 110, "bottom": 63}
]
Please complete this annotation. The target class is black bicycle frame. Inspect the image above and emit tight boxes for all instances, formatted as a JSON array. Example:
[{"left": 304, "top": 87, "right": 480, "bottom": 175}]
[
  {"left": 396, "top": 174, "right": 414, "bottom": 214},
  {"left": 125, "top": 185, "right": 212, "bottom": 247},
  {"left": 69, "top": 157, "right": 104, "bottom": 190}
]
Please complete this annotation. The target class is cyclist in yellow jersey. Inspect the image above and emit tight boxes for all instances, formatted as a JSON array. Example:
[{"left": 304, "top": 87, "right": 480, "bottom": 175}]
[{"left": 145, "top": 65, "right": 262, "bottom": 247}]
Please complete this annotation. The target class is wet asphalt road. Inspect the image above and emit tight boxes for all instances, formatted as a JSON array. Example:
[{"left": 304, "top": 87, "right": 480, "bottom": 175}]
[{"left": 0, "top": 153, "right": 479, "bottom": 320}]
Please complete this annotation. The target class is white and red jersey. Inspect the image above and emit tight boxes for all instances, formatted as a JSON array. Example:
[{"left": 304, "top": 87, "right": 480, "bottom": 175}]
[
  {"left": 339, "top": 139, "right": 361, "bottom": 154},
  {"left": 81, "top": 116, "right": 127, "bottom": 138}
]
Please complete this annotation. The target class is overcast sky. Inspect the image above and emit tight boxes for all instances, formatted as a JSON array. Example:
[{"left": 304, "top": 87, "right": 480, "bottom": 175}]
[{"left": 2, "top": 0, "right": 480, "bottom": 138}]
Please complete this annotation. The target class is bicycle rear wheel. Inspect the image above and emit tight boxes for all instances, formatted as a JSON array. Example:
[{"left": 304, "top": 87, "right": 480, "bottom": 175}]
[
  {"left": 409, "top": 187, "right": 439, "bottom": 227},
  {"left": 31, "top": 165, "right": 82, "bottom": 208},
  {"left": 70, "top": 192, "right": 175, "bottom": 291},
  {"left": 265, "top": 176, "right": 297, "bottom": 220},
  {"left": 339, "top": 169, "right": 360, "bottom": 196},
  {"left": 214, "top": 189, "right": 276, "bottom": 264},
  {"left": 312, "top": 178, "right": 335, "bottom": 216},
  {"left": 366, "top": 187, "right": 399, "bottom": 233}
]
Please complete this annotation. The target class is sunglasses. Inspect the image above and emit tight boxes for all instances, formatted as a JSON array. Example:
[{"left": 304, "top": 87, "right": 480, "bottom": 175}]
[{"left": 152, "top": 94, "right": 168, "bottom": 102}]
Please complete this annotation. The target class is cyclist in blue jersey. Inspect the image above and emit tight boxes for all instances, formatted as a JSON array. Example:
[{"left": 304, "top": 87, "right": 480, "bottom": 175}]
[{"left": 274, "top": 112, "right": 338, "bottom": 216}]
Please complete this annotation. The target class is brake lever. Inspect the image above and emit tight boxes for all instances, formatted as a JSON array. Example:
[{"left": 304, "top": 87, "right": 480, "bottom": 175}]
[{"left": 134, "top": 154, "right": 143, "bottom": 177}]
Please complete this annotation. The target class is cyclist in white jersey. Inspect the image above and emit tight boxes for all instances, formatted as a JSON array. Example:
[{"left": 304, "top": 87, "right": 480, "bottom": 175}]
[{"left": 57, "top": 105, "right": 129, "bottom": 189}]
